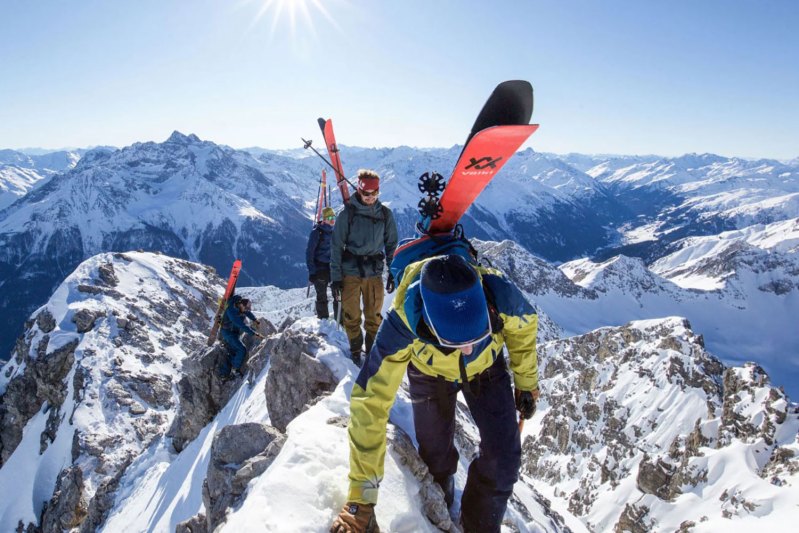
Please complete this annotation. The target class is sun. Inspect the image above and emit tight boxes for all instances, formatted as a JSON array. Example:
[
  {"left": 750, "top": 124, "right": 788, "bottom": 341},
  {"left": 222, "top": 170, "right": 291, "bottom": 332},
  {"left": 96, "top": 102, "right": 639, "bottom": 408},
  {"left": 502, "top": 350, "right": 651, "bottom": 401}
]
[{"left": 247, "top": 0, "right": 341, "bottom": 38}]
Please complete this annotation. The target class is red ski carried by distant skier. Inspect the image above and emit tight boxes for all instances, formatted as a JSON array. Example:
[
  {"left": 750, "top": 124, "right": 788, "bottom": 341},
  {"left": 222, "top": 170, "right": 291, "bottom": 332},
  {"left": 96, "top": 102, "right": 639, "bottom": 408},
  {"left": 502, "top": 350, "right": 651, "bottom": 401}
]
[
  {"left": 207, "top": 259, "right": 242, "bottom": 346},
  {"left": 317, "top": 118, "right": 351, "bottom": 205}
]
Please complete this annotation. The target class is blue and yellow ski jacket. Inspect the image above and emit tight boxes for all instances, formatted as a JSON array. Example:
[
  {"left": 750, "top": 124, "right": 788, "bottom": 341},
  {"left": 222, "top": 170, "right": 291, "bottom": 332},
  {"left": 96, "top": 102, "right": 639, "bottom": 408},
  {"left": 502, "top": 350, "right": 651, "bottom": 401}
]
[{"left": 346, "top": 257, "right": 538, "bottom": 504}]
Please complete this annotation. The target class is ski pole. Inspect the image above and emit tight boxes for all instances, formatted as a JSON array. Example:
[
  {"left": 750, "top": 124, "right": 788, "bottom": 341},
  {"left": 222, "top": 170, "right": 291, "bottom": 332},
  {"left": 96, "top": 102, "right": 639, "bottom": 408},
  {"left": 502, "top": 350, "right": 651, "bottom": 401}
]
[{"left": 301, "top": 138, "right": 358, "bottom": 191}]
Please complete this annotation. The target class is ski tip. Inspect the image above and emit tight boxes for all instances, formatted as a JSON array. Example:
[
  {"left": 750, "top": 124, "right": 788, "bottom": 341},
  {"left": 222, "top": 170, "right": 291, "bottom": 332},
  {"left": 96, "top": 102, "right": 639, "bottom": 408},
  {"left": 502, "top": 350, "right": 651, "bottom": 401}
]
[
  {"left": 466, "top": 80, "right": 534, "bottom": 144},
  {"left": 317, "top": 117, "right": 328, "bottom": 130}
]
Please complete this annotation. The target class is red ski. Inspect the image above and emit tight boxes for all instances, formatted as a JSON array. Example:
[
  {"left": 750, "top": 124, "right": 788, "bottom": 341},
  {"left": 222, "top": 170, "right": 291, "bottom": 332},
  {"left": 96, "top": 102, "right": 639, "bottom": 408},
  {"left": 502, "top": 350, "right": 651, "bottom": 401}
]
[
  {"left": 317, "top": 118, "right": 351, "bottom": 205},
  {"left": 207, "top": 259, "right": 242, "bottom": 346},
  {"left": 425, "top": 80, "right": 539, "bottom": 233},
  {"left": 429, "top": 124, "right": 538, "bottom": 232}
]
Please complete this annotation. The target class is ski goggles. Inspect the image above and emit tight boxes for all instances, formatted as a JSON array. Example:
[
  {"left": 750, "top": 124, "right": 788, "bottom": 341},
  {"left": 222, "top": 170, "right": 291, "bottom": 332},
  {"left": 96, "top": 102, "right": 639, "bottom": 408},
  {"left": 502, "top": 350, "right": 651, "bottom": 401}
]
[
  {"left": 422, "top": 302, "right": 493, "bottom": 349},
  {"left": 324, "top": 215, "right": 335, "bottom": 221},
  {"left": 359, "top": 188, "right": 380, "bottom": 197}
]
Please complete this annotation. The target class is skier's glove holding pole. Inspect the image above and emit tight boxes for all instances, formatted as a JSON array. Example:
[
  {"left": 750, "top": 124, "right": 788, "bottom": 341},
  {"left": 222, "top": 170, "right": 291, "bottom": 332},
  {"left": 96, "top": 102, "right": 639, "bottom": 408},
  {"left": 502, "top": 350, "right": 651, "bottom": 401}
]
[
  {"left": 385, "top": 273, "right": 395, "bottom": 294},
  {"left": 330, "top": 502, "right": 379, "bottom": 533},
  {"left": 331, "top": 280, "right": 343, "bottom": 297},
  {"left": 515, "top": 387, "right": 540, "bottom": 420}
]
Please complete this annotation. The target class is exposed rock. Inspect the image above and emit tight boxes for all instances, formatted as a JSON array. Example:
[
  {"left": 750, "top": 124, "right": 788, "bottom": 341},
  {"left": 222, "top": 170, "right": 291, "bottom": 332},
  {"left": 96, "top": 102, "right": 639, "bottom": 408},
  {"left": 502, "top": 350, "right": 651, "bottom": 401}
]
[
  {"left": 35, "top": 309, "right": 56, "bottom": 334},
  {"left": 201, "top": 423, "right": 285, "bottom": 531},
  {"left": 175, "top": 513, "right": 207, "bottom": 533},
  {"left": 0, "top": 338, "right": 79, "bottom": 464},
  {"left": 387, "top": 425, "right": 457, "bottom": 532},
  {"left": 98, "top": 262, "right": 118, "bottom": 287},
  {"left": 41, "top": 466, "right": 88, "bottom": 532},
  {"left": 72, "top": 308, "right": 104, "bottom": 333},
  {"left": 614, "top": 503, "right": 655, "bottom": 533},
  {"left": 78, "top": 455, "right": 134, "bottom": 533},
  {"left": 127, "top": 372, "right": 174, "bottom": 409},
  {"left": 168, "top": 319, "right": 273, "bottom": 453},
  {"left": 264, "top": 329, "right": 337, "bottom": 432},
  {"left": 636, "top": 455, "right": 679, "bottom": 501}
]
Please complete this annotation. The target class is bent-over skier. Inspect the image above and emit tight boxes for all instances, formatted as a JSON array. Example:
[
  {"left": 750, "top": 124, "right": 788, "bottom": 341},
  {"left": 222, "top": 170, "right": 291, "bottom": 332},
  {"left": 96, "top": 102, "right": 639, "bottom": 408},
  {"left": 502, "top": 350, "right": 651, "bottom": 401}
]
[{"left": 330, "top": 255, "right": 539, "bottom": 533}]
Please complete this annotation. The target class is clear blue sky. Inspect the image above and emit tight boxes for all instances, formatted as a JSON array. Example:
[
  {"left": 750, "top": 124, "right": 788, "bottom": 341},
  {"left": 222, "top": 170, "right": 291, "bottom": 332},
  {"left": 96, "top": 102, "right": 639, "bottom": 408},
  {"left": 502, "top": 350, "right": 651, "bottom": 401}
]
[{"left": 1, "top": 0, "right": 797, "bottom": 159}]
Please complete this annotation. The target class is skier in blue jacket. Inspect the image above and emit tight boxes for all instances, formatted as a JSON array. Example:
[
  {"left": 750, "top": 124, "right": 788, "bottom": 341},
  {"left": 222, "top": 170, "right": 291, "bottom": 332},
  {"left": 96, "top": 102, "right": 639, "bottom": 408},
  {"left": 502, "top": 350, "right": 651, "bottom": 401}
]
[
  {"left": 307, "top": 206, "right": 338, "bottom": 320},
  {"left": 218, "top": 295, "right": 263, "bottom": 378}
]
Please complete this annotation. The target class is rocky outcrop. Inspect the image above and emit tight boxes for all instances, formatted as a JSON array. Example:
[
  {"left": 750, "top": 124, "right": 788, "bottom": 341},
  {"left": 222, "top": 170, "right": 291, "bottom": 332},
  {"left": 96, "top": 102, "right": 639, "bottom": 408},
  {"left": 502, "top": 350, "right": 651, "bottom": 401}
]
[
  {"left": 41, "top": 466, "right": 88, "bottom": 532},
  {"left": 264, "top": 329, "right": 337, "bottom": 432},
  {"left": 0, "top": 321, "right": 79, "bottom": 464},
  {"left": 175, "top": 514, "right": 207, "bottom": 533},
  {"left": 201, "top": 423, "right": 286, "bottom": 531},
  {"left": 613, "top": 503, "right": 654, "bottom": 533},
  {"left": 387, "top": 425, "right": 457, "bottom": 532},
  {"left": 168, "top": 319, "right": 273, "bottom": 453},
  {"left": 520, "top": 317, "right": 798, "bottom": 530},
  {"left": 72, "top": 308, "right": 105, "bottom": 333}
]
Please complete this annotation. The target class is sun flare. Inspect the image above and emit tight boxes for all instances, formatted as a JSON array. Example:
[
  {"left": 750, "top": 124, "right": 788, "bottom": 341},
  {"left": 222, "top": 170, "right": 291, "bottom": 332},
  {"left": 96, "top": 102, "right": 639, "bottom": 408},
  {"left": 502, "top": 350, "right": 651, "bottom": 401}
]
[{"left": 248, "top": 0, "right": 341, "bottom": 38}]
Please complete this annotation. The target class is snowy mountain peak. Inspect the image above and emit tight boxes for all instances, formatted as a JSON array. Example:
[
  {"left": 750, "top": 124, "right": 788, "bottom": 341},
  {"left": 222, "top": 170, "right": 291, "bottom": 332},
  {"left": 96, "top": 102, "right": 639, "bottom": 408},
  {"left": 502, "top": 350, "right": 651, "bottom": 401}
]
[{"left": 166, "top": 130, "right": 202, "bottom": 145}]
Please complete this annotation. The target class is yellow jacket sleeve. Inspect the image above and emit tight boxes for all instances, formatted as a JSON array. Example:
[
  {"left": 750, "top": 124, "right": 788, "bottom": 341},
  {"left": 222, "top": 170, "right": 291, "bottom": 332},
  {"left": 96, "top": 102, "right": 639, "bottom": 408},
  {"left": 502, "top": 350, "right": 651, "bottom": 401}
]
[
  {"left": 481, "top": 270, "right": 539, "bottom": 391},
  {"left": 503, "top": 313, "right": 538, "bottom": 391},
  {"left": 347, "top": 312, "right": 413, "bottom": 504}
]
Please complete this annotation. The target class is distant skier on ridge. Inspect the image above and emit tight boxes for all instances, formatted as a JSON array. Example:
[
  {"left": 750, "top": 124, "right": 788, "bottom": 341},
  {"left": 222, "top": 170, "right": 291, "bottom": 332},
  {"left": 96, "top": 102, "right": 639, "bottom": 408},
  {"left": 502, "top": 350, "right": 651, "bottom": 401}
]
[
  {"left": 330, "top": 170, "right": 398, "bottom": 365},
  {"left": 330, "top": 254, "right": 539, "bottom": 533},
  {"left": 218, "top": 295, "right": 263, "bottom": 379}
]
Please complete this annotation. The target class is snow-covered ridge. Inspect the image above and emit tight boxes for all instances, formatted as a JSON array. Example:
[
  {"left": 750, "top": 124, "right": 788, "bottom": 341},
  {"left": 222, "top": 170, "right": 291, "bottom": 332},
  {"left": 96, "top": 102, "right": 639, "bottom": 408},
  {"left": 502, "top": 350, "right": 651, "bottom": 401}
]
[
  {"left": 526, "top": 317, "right": 799, "bottom": 532},
  {"left": 0, "top": 251, "right": 220, "bottom": 532},
  {"left": 2, "top": 251, "right": 797, "bottom": 532}
]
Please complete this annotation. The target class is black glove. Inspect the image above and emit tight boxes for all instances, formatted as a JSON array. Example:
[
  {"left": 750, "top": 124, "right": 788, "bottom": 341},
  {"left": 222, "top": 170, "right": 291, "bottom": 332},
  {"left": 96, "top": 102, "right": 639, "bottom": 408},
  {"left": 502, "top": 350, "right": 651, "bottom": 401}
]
[
  {"left": 515, "top": 388, "right": 539, "bottom": 420},
  {"left": 309, "top": 273, "right": 316, "bottom": 283},
  {"left": 331, "top": 280, "right": 343, "bottom": 294},
  {"left": 385, "top": 273, "right": 395, "bottom": 294}
]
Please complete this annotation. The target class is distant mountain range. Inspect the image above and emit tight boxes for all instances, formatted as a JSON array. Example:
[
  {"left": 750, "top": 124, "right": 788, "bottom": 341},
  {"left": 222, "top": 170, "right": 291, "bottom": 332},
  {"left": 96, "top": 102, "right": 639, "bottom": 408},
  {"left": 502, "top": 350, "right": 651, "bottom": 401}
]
[{"left": 1, "top": 131, "right": 797, "bottom": 378}]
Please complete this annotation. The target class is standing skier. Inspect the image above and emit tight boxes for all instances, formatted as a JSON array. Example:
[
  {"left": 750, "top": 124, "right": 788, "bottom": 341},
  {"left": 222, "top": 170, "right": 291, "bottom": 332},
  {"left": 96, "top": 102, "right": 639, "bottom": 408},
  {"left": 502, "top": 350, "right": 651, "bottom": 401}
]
[
  {"left": 307, "top": 206, "right": 338, "bottom": 320},
  {"left": 330, "top": 170, "right": 398, "bottom": 365},
  {"left": 329, "top": 255, "right": 539, "bottom": 533},
  {"left": 218, "top": 295, "right": 263, "bottom": 379}
]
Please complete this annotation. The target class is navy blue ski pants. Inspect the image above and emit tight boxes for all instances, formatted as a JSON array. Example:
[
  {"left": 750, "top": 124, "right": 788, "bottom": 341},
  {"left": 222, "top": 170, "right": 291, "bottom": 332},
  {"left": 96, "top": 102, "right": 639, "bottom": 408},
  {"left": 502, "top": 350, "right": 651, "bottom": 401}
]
[
  {"left": 408, "top": 355, "right": 521, "bottom": 533},
  {"left": 219, "top": 330, "right": 247, "bottom": 375}
]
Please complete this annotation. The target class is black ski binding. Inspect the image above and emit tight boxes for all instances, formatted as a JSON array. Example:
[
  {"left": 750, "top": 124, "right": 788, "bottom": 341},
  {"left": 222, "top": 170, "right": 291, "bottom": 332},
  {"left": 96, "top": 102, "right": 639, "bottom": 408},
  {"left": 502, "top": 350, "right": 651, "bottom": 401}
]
[
  {"left": 417, "top": 171, "right": 446, "bottom": 196},
  {"left": 418, "top": 196, "right": 443, "bottom": 220}
]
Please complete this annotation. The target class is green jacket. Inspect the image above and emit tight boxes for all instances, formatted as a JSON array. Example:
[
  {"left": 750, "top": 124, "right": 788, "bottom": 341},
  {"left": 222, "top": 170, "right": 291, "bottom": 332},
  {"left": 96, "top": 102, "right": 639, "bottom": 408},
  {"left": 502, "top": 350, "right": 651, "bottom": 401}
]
[
  {"left": 331, "top": 194, "right": 398, "bottom": 281},
  {"left": 345, "top": 257, "right": 539, "bottom": 504}
]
